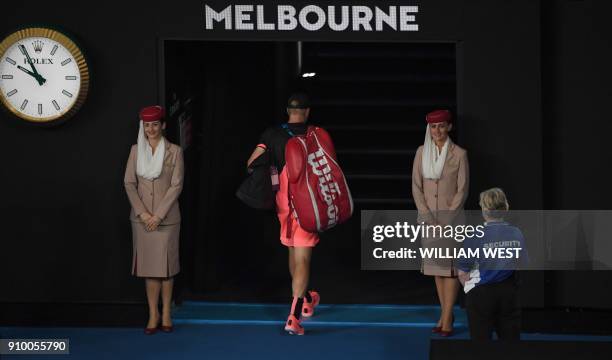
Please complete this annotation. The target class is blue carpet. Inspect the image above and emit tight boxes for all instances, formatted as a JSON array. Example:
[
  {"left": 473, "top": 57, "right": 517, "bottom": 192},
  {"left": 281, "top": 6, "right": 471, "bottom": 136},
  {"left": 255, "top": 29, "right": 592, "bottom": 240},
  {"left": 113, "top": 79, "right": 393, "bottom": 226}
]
[
  {"left": 173, "top": 301, "right": 468, "bottom": 327},
  {"left": 1, "top": 303, "right": 610, "bottom": 360}
]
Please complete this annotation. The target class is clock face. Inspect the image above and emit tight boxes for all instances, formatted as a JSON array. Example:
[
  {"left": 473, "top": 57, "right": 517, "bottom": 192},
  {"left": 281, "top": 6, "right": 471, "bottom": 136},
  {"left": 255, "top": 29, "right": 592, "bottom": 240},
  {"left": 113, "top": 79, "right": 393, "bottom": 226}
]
[{"left": 0, "top": 28, "right": 89, "bottom": 123}]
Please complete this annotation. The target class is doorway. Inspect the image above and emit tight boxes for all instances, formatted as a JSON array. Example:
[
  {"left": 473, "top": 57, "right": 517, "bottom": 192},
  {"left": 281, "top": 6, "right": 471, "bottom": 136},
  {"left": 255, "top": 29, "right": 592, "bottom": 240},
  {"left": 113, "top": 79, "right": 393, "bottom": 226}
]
[{"left": 162, "top": 40, "right": 457, "bottom": 304}]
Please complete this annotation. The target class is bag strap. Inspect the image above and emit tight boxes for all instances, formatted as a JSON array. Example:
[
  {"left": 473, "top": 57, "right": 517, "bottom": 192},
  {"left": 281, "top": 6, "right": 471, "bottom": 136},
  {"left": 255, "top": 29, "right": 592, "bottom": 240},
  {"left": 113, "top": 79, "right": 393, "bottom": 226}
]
[
  {"left": 281, "top": 124, "right": 316, "bottom": 239},
  {"left": 282, "top": 123, "right": 317, "bottom": 137},
  {"left": 281, "top": 123, "right": 295, "bottom": 137},
  {"left": 280, "top": 123, "right": 292, "bottom": 238}
]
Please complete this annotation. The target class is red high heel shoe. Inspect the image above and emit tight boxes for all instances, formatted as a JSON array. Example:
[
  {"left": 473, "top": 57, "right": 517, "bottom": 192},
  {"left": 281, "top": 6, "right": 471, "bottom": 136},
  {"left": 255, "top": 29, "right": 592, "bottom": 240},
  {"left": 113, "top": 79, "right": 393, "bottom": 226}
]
[
  {"left": 438, "top": 313, "right": 455, "bottom": 337},
  {"left": 144, "top": 314, "right": 161, "bottom": 335},
  {"left": 159, "top": 324, "right": 174, "bottom": 333},
  {"left": 144, "top": 327, "right": 157, "bottom": 335},
  {"left": 433, "top": 312, "right": 454, "bottom": 333},
  {"left": 438, "top": 329, "right": 454, "bottom": 337}
]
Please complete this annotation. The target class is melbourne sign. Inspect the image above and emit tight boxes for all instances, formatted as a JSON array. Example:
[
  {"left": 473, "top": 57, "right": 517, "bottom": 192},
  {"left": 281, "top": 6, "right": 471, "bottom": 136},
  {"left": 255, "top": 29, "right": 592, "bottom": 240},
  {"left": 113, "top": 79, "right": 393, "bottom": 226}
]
[{"left": 204, "top": 4, "right": 419, "bottom": 32}]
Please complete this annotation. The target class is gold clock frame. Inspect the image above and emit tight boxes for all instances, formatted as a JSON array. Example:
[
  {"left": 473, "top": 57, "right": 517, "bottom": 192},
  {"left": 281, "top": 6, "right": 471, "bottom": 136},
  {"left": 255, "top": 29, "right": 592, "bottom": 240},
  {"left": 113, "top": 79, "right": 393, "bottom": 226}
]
[{"left": 0, "top": 27, "right": 90, "bottom": 123}]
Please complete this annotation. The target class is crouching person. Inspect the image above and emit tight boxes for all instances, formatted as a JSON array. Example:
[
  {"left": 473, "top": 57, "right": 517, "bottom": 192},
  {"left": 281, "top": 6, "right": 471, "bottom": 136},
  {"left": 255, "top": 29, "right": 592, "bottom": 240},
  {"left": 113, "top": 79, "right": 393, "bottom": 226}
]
[{"left": 457, "top": 188, "right": 527, "bottom": 341}]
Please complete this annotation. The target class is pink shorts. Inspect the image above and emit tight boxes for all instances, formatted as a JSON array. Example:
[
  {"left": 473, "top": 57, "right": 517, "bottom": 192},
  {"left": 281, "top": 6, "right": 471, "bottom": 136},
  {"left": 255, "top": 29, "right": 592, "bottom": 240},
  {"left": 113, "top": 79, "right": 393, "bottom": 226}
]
[{"left": 276, "top": 167, "right": 319, "bottom": 248}]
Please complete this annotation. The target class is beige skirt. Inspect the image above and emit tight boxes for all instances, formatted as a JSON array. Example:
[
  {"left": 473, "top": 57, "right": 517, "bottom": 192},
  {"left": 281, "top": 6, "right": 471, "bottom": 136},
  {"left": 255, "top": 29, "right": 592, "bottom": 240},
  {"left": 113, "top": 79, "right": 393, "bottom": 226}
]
[
  {"left": 131, "top": 222, "right": 180, "bottom": 278},
  {"left": 420, "top": 235, "right": 458, "bottom": 277}
]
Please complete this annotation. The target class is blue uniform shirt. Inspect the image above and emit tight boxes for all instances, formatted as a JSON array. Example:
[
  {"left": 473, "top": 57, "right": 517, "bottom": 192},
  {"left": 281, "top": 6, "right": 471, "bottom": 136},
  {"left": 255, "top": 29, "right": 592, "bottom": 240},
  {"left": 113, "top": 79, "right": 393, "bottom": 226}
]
[{"left": 457, "top": 220, "right": 527, "bottom": 293}]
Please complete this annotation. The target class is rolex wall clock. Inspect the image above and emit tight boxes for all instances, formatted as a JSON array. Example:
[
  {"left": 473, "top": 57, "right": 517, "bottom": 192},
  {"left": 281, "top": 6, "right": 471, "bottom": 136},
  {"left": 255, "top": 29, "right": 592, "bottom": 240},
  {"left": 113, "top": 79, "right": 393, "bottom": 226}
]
[{"left": 0, "top": 27, "right": 89, "bottom": 124}]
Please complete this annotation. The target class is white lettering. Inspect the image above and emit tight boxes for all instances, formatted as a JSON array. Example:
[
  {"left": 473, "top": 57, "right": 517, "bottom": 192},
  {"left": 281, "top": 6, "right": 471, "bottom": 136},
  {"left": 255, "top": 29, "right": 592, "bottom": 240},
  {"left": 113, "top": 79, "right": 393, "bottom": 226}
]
[
  {"left": 399, "top": 6, "right": 419, "bottom": 31},
  {"left": 352, "top": 6, "right": 373, "bottom": 31},
  {"left": 278, "top": 5, "right": 298, "bottom": 30},
  {"left": 328, "top": 6, "right": 349, "bottom": 31},
  {"left": 299, "top": 5, "right": 326, "bottom": 31},
  {"left": 256, "top": 5, "right": 275, "bottom": 30},
  {"left": 383, "top": 225, "right": 395, "bottom": 239},
  {"left": 375, "top": 6, "right": 397, "bottom": 31},
  {"left": 235, "top": 5, "right": 254, "bottom": 30},
  {"left": 373, "top": 248, "right": 416, "bottom": 259},
  {"left": 203, "top": 5, "right": 420, "bottom": 32},
  {"left": 482, "top": 248, "right": 523, "bottom": 259},
  {"left": 420, "top": 248, "right": 436, "bottom": 258},
  {"left": 307, "top": 145, "right": 341, "bottom": 227},
  {"left": 205, "top": 4, "right": 232, "bottom": 30},
  {"left": 373, "top": 225, "right": 385, "bottom": 242}
]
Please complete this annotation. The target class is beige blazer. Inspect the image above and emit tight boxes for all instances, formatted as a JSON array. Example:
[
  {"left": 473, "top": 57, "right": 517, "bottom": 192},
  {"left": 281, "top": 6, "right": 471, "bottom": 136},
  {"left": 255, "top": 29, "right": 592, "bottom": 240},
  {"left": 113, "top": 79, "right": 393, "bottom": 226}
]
[
  {"left": 412, "top": 141, "right": 469, "bottom": 220},
  {"left": 124, "top": 141, "right": 184, "bottom": 225}
]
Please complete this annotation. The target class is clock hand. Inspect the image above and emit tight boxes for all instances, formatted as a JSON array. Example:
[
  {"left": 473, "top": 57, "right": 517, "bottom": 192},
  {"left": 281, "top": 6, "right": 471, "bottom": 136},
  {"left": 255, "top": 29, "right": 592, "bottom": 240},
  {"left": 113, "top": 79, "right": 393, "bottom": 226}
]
[
  {"left": 19, "top": 44, "right": 41, "bottom": 76},
  {"left": 17, "top": 65, "right": 46, "bottom": 85},
  {"left": 17, "top": 65, "right": 36, "bottom": 76},
  {"left": 19, "top": 44, "right": 47, "bottom": 85}
]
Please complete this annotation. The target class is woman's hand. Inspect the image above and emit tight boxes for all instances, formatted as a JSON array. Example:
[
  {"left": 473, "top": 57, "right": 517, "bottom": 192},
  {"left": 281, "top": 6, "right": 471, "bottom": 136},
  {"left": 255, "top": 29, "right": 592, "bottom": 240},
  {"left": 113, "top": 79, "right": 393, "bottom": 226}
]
[
  {"left": 146, "top": 215, "right": 162, "bottom": 231},
  {"left": 139, "top": 212, "right": 153, "bottom": 223}
]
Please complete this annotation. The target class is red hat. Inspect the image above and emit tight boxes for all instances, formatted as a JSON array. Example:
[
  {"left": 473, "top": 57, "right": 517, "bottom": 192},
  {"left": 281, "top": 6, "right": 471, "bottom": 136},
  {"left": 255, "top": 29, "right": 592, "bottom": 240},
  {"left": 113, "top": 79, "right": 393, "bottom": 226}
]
[
  {"left": 139, "top": 105, "right": 165, "bottom": 122},
  {"left": 426, "top": 110, "right": 452, "bottom": 124}
]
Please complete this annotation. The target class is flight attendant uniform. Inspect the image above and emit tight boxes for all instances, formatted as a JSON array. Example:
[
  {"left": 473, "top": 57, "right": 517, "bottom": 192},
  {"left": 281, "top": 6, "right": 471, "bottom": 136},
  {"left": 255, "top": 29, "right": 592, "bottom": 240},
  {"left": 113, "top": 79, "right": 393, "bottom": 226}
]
[
  {"left": 124, "top": 106, "right": 184, "bottom": 278},
  {"left": 412, "top": 110, "right": 469, "bottom": 276}
]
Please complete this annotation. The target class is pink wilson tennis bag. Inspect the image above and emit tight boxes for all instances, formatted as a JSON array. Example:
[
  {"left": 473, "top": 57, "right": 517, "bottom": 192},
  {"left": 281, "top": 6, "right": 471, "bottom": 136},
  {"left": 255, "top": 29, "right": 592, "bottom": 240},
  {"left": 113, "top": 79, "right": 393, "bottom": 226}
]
[{"left": 285, "top": 126, "right": 353, "bottom": 234}]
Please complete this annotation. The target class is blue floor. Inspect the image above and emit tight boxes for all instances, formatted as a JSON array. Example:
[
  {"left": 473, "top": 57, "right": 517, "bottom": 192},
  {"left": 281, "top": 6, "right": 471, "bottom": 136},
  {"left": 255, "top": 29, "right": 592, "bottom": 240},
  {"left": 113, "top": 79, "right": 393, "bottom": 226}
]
[{"left": 2, "top": 303, "right": 611, "bottom": 359}]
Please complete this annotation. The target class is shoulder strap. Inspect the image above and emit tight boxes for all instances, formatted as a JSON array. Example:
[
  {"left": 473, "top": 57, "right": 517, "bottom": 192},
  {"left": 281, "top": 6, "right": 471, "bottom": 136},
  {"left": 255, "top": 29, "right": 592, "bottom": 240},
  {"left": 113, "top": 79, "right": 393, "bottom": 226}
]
[
  {"left": 281, "top": 123, "right": 295, "bottom": 137},
  {"left": 282, "top": 124, "right": 293, "bottom": 239}
]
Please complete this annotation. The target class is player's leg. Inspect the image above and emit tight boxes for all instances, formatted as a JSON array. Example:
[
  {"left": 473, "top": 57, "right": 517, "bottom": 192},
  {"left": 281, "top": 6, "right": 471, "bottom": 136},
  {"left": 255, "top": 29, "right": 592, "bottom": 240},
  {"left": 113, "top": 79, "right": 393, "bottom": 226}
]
[
  {"left": 288, "top": 246, "right": 296, "bottom": 278},
  {"left": 292, "top": 246, "right": 312, "bottom": 298},
  {"left": 285, "top": 246, "right": 312, "bottom": 335}
]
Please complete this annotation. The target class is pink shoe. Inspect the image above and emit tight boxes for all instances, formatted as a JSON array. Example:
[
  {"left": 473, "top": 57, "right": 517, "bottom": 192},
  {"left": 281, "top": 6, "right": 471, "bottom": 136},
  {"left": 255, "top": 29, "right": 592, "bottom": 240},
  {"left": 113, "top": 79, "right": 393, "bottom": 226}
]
[
  {"left": 284, "top": 314, "right": 305, "bottom": 335},
  {"left": 301, "top": 291, "right": 320, "bottom": 318}
]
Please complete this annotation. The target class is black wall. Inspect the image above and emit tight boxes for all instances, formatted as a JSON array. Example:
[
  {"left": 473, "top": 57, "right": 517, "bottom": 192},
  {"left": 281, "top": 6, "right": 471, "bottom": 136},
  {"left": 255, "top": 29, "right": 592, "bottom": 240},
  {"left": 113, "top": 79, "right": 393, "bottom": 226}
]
[
  {"left": 2, "top": 2, "right": 161, "bottom": 303},
  {"left": 1, "top": 0, "right": 610, "bottom": 309},
  {"left": 542, "top": 0, "right": 612, "bottom": 308}
]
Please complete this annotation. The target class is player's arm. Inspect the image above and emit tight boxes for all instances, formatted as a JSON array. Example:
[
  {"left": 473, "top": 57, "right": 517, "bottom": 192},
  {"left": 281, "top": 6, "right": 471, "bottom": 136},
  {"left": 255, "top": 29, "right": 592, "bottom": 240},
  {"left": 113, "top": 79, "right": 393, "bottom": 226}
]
[{"left": 247, "top": 144, "right": 266, "bottom": 168}]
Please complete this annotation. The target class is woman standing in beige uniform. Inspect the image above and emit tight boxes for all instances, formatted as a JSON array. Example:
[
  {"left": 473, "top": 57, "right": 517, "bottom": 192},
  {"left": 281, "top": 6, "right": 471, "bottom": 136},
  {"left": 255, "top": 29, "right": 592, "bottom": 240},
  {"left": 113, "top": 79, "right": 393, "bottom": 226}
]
[
  {"left": 412, "top": 109, "right": 469, "bottom": 337},
  {"left": 124, "top": 105, "right": 184, "bottom": 335}
]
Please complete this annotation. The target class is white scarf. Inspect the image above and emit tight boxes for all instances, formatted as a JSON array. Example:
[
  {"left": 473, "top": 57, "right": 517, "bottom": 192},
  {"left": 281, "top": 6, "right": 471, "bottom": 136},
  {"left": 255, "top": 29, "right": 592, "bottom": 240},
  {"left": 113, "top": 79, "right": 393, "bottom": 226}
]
[
  {"left": 421, "top": 124, "right": 450, "bottom": 180},
  {"left": 136, "top": 120, "right": 165, "bottom": 180}
]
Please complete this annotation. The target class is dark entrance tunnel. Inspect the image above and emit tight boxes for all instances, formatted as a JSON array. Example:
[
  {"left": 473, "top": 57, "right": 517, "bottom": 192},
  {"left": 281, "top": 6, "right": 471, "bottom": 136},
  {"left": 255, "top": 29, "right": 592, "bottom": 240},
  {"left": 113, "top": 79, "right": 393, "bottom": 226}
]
[{"left": 163, "top": 40, "right": 457, "bottom": 303}]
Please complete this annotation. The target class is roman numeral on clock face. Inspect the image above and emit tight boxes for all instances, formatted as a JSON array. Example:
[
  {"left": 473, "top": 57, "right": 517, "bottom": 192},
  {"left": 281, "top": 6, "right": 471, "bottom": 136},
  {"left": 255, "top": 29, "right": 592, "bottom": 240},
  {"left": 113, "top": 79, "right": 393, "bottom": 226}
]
[
  {"left": 52, "top": 100, "right": 60, "bottom": 111},
  {"left": 7, "top": 89, "right": 17, "bottom": 97},
  {"left": 61, "top": 58, "right": 72, "bottom": 66},
  {"left": 38, "top": 103, "right": 42, "bottom": 115},
  {"left": 20, "top": 99, "right": 28, "bottom": 110},
  {"left": 62, "top": 90, "right": 73, "bottom": 98},
  {"left": 65, "top": 76, "right": 77, "bottom": 80},
  {"left": 50, "top": 45, "right": 58, "bottom": 56}
]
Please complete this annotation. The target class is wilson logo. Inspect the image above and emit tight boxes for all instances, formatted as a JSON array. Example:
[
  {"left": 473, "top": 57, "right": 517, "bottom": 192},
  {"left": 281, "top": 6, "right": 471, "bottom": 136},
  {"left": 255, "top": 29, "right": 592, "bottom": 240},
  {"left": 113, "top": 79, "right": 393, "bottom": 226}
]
[{"left": 307, "top": 147, "right": 340, "bottom": 226}]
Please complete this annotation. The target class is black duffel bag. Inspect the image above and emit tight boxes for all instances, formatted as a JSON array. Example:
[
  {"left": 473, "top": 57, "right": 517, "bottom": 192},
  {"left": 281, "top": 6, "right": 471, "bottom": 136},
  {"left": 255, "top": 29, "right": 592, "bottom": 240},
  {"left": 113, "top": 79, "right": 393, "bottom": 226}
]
[{"left": 236, "top": 150, "right": 275, "bottom": 210}]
